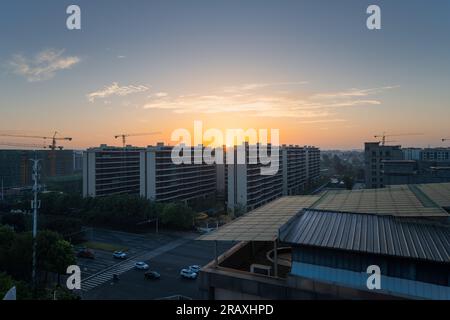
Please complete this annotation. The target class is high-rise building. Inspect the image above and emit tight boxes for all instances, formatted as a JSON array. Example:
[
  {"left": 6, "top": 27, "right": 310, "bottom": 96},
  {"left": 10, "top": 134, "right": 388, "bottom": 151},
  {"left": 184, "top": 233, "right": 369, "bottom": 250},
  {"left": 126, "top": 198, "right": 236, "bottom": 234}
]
[
  {"left": 82, "top": 144, "right": 216, "bottom": 202},
  {"left": 83, "top": 145, "right": 144, "bottom": 197},
  {"left": 226, "top": 144, "right": 320, "bottom": 214},
  {"left": 143, "top": 143, "right": 216, "bottom": 202},
  {"left": 364, "top": 142, "right": 403, "bottom": 188},
  {"left": 305, "top": 146, "right": 321, "bottom": 187},
  {"left": 227, "top": 144, "right": 284, "bottom": 214}
]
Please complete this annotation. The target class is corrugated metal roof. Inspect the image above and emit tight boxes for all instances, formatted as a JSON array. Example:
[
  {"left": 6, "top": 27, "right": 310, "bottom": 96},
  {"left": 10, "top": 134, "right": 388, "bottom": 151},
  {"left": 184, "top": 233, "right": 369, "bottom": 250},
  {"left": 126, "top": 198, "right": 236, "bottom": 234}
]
[
  {"left": 199, "top": 196, "right": 320, "bottom": 241},
  {"left": 311, "top": 185, "right": 448, "bottom": 217},
  {"left": 418, "top": 182, "right": 450, "bottom": 208},
  {"left": 280, "top": 209, "right": 450, "bottom": 263}
]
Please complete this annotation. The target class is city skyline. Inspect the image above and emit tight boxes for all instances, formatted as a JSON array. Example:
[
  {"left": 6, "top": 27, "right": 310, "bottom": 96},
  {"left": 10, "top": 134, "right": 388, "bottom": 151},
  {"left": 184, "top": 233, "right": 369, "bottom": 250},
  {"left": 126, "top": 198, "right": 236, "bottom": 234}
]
[{"left": 1, "top": 0, "right": 450, "bottom": 150}]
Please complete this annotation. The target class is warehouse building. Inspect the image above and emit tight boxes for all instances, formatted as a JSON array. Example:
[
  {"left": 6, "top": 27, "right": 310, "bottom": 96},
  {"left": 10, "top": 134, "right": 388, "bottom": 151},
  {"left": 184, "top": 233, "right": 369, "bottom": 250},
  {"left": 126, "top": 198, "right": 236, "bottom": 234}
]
[{"left": 199, "top": 182, "right": 450, "bottom": 300}]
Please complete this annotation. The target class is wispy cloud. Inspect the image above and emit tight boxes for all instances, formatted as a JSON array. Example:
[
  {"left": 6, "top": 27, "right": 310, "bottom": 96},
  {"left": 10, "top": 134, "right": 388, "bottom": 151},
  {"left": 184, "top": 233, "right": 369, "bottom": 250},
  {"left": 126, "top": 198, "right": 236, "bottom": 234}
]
[
  {"left": 9, "top": 49, "right": 80, "bottom": 82},
  {"left": 223, "top": 81, "right": 308, "bottom": 93},
  {"left": 142, "top": 84, "right": 397, "bottom": 121},
  {"left": 87, "top": 82, "right": 150, "bottom": 102},
  {"left": 311, "top": 86, "right": 399, "bottom": 100}
]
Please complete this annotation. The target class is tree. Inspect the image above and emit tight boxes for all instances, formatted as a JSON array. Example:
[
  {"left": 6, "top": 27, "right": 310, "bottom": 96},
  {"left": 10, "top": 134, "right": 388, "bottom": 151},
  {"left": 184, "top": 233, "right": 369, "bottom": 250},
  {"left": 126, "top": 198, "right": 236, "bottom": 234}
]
[
  {"left": 1, "top": 212, "right": 28, "bottom": 232},
  {"left": 37, "top": 230, "right": 75, "bottom": 285},
  {"left": 160, "top": 202, "right": 195, "bottom": 229},
  {"left": 0, "top": 225, "right": 15, "bottom": 272},
  {"left": 0, "top": 272, "right": 15, "bottom": 299}
]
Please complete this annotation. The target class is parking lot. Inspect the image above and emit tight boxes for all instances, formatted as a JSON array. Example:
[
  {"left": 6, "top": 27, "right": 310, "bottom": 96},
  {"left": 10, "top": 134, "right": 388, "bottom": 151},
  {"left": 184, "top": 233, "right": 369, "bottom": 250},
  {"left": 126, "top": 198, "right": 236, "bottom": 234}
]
[{"left": 77, "top": 228, "right": 233, "bottom": 300}]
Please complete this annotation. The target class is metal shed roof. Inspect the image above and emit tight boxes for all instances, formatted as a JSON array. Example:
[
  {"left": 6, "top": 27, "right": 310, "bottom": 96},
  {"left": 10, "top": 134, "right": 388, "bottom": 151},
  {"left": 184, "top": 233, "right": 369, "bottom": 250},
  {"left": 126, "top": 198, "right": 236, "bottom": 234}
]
[
  {"left": 311, "top": 185, "right": 448, "bottom": 217},
  {"left": 280, "top": 209, "right": 450, "bottom": 263},
  {"left": 418, "top": 182, "right": 450, "bottom": 208},
  {"left": 199, "top": 196, "right": 320, "bottom": 241}
]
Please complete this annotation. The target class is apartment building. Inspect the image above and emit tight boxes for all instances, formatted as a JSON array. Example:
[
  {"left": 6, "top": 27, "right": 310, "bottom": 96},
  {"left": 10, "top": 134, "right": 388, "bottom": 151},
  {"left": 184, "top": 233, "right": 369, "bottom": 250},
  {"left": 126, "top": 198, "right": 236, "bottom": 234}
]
[
  {"left": 143, "top": 143, "right": 216, "bottom": 202},
  {"left": 83, "top": 145, "right": 144, "bottom": 197},
  {"left": 82, "top": 143, "right": 216, "bottom": 202},
  {"left": 226, "top": 144, "right": 320, "bottom": 214},
  {"left": 305, "top": 146, "right": 321, "bottom": 187},
  {"left": 364, "top": 142, "right": 403, "bottom": 188},
  {"left": 226, "top": 144, "right": 283, "bottom": 214},
  {"left": 421, "top": 148, "right": 450, "bottom": 162}
]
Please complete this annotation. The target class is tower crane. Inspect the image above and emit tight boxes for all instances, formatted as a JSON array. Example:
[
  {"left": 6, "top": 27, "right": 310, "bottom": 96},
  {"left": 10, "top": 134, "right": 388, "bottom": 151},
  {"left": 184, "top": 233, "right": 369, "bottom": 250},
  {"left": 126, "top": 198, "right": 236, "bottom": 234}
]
[
  {"left": 114, "top": 132, "right": 161, "bottom": 148},
  {"left": 0, "top": 131, "right": 73, "bottom": 177},
  {"left": 0, "top": 131, "right": 72, "bottom": 150},
  {"left": 374, "top": 132, "right": 423, "bottom": 146},
  {"left": 0, "top": 141, "right": 47, "bottom": 149},
  {"left": 442, "top": 138, "right": 450, "bottom": 143}
]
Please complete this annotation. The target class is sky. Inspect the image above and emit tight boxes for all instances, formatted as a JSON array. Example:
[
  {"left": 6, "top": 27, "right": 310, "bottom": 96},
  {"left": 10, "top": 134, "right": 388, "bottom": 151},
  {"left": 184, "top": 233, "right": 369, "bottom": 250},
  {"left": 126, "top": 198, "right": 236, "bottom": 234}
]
[{"left": 0, "top": 0, "right": 449, "bottom": 150}]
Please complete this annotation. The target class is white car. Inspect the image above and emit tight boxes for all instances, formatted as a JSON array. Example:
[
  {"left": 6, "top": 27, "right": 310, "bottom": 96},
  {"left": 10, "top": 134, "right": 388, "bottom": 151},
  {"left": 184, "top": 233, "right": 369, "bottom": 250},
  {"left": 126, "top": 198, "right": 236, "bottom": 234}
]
[
  {"left": 180, "top": 268, "right": 198, "bottom": 279},
  {"left": 113, "top": 251, "right": 127, "bottom": 259},
  {"left": 188, "top": 265, "right": 201, "bottom": 273},
  {"left": 135, "top": 261, "right": 149, "bottom": 270}
]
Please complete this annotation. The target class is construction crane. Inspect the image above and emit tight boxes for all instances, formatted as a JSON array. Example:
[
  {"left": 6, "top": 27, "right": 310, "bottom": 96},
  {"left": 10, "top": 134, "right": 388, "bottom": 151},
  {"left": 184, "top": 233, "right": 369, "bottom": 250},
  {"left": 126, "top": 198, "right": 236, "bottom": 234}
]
[
  {"left": 0, "top": 141, "right": 47, "bottom": 149},
  {"left": 374, "top": 132, "right": 423, "bottom": 146},
  {"left": 114, "top": 132, "right": 161, "bottom": 148},
  {"left": 0, "top": 131, "right": 72, "bottom": 150},
  {"left": 442, "top": 138, "right": 450, "bottom": 143},
  {"left": 0, "top": 131, "right": 72, "bottom": 177}
]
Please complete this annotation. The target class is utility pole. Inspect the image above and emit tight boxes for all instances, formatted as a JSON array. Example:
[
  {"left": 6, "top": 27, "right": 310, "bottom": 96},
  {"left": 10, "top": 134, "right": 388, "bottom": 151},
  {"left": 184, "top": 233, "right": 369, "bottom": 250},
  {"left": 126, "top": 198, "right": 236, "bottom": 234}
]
[{"left": 30, "top": 157, "right": 41, "bottom": 291}]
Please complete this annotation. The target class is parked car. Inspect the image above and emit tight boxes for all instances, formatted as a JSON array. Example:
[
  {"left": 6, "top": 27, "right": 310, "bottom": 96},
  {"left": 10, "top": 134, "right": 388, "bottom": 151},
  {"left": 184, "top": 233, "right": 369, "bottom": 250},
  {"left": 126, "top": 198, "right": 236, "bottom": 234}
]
[
  {"left": 77, "top": 248, "right": 95, "bottom": 259},
  {"left": 113, "top": 251, "right": 127, "bottom": 259},
  {"left": 144, "top": 271, "right": 161, "bottom": 280},
  {"left": 180, "top": 268, "right": 198, "bottom": 279},
  {"left": 188, "top": 265, "right": 201, "bottom": 273},
  {"left": 135, "top": 261, "right": 149, "bottom": 270}
]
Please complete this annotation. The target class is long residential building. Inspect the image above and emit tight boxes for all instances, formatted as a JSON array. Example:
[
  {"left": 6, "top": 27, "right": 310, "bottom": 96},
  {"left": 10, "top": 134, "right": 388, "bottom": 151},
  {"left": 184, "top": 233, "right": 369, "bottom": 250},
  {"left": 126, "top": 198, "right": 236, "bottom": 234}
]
[
  {"left": 82, "top": 143, "right": 216, "bottom": 202},
  {"left": 226, "top": 144, "right": 320, "bottom": 214},
  {"left": 143, "top": 143, "right": 216, "bottom": 202}
]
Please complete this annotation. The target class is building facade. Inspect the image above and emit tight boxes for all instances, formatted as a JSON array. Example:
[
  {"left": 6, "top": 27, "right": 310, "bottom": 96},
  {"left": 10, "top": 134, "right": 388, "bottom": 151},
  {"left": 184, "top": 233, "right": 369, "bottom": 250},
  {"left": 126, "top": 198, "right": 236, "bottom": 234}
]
[
  {"left": 226, "top": 144, "right": 320, "bottom": 214},
  {"left": 0, "top": 149, "right": 75, "bottom": 190},
  {"left": 143, "top": 143, "right": 216, "bottom": 202},
  {"left": 364, "top": 142, "right": 403, "bottom": 188},
  {"left": 82, "top": 144, "right": 216, "bottom": 202}
]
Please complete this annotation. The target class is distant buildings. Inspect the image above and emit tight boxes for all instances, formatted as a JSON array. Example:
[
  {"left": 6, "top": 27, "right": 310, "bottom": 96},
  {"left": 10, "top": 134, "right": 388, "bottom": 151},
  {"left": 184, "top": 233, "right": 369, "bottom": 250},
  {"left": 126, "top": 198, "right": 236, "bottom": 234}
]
[
  {"left": 83, "top": 143, "right": 321, "bottom": 211},
  {"left": 364, "top": 142, "right": 450, "bottom": 188},
  {"left": 0, "top": 149, "right": 76, "bottom": 190},
  {"left": 364, "top": 142, "right": 403, "bottom": 188}
]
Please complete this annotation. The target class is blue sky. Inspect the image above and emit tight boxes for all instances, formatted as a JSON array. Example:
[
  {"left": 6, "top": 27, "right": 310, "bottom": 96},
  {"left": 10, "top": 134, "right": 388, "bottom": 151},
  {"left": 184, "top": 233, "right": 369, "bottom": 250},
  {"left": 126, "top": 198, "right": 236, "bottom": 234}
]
[{"left": 0, "top": 0, "right": 449, "bottom": 149}]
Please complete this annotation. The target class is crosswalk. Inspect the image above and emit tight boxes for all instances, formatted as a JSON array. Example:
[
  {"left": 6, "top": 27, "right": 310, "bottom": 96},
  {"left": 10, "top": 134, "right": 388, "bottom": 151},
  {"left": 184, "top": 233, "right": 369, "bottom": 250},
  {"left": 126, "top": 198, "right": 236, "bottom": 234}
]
[{"left": 81, "top": 238, "right": 190, "bottom": 292}]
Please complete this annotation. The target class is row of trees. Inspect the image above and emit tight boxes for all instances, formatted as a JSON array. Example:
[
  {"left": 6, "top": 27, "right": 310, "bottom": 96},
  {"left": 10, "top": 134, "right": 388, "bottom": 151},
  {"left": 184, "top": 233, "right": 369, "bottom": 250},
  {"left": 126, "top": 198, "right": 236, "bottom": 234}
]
[
  {"left": 30, "top": 193, "right": 196, "bottom": 231},
  {"left": 2, "top": 193, "right": 198, "bottom": 232},
  {"left": 0, "top": 225, "right": 76, "bottom": 299}
]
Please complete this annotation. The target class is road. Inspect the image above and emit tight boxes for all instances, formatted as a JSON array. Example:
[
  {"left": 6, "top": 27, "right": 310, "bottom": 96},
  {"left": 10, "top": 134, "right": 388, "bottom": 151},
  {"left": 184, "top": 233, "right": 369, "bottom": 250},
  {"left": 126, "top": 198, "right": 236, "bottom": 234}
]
[{"left": 76, "top": 228, "right": 233, "bottom": 300}]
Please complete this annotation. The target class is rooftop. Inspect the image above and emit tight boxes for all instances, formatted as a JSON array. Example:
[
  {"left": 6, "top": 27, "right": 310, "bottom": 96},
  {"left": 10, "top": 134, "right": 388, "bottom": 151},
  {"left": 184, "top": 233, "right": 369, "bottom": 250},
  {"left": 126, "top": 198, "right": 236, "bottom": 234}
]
[
  {"left": 199, "top": 196, "right": 321, "bottom": 241},
  {"left": 280, "top": 209, "right": 450, "bottom": 263},
  {"left": 200, "top": 183, "right": 450, "bottom": 242}
]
